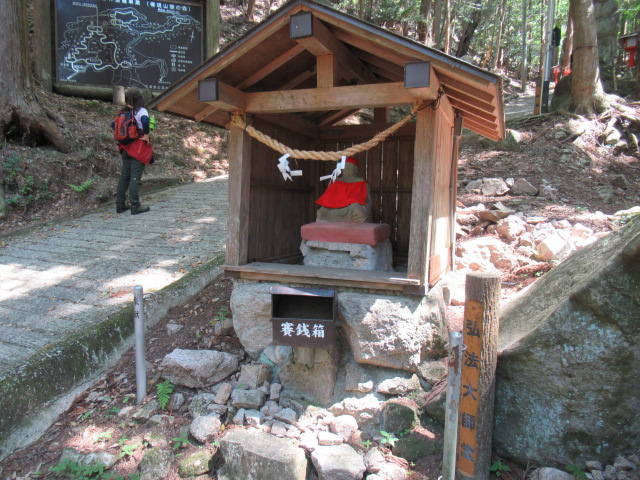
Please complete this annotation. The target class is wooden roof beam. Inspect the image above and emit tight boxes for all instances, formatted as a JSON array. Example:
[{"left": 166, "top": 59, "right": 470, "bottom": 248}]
[
  {"left": 290, "top": 12, "right": 378, "bottom": 85},
  {"left": 243, "top": 81, "right": 438, "bottom": 114},
  {"left": 318, "top": 109, "right": 360, "bottom": 126},
  {"left": 236, "top": 44, "right": 307, "bottom": 90}
]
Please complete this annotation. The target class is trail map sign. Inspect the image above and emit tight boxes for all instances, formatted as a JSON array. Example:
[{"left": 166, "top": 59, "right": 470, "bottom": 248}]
[{"left": 55, "top": 0, "right": 203, "bottom": 91}]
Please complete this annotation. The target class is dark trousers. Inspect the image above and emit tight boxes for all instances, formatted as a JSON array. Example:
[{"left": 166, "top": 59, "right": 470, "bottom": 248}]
[{"left": 116, "top": 150, "right": 145, "bottom": 208}]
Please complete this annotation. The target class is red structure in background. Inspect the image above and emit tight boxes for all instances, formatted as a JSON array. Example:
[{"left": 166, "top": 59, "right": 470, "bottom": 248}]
[{"left": 620, "top": 33, "right": 639, "bottom": 68}]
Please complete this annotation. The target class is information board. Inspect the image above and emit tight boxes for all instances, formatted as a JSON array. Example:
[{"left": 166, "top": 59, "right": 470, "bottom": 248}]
[{"left": 55, "top": 0, "right": 203, "bottom": 91}]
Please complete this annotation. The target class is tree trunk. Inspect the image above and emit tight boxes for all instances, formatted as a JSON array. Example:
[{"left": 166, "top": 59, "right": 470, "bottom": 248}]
[
  {"left": 432, "top": 0, "right": 444, "bottom": 48},
  {"left": 561, "top": 9, "right": 574, "bottom": 71},
  {"left": 491, "top": 0, "right": 508, "bottom": 70},
  {"left": 417, "top": 0, "right": 433, "bottom": 44},
  {"left": 359, "top": 0, "right": 365, "bottom": 19},
  {"left": 246, "top": 0, "right": 256, "bottom": 21},
  {"left": 31, "top": 0, "right": 52, "bottom": 91},
  {"left": 569, "top": 0, "right": 607, "bottom": 115},
  {"left": 0, "top": 0, "right": 70, "bottom": 151},
  {"left": 206, "top": 0, "right": 221, "bottom": 57},
  {"left": 443, "top": 0, "right": 451, "bottom": 54},
  {"left": 455, "top": 8, "right": 482, "bottom": 58}
]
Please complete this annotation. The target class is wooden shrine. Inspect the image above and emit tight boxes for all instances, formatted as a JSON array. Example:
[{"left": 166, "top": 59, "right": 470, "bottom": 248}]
[{"left": 150, "top": 0, "right": 505, "bottom": 295}]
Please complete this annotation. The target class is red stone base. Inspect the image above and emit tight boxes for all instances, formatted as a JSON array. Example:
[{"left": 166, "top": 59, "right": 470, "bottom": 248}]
[{"left": 300, "top": 222, "right": 391, "bottom": 247}]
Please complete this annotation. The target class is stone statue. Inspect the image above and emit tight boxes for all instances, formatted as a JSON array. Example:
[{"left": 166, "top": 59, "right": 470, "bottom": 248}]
[{"left": 315, "top": 157, "right": 371, "bottom": 223}]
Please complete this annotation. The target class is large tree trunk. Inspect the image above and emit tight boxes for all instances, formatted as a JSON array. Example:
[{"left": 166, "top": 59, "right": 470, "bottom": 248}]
[
  {"left": 0, "top": 0, "right": 70, "bottom": 151},
  {"left": 432, "top": 0, "right": 444, "bottom": 48},
  {"left": 443, "top": 0, "right": 451, "bottom": 54},
  {"left": 455, "top": 8, "right": 482, "bottom": 58},
  {"left": 417, "top": 0, "right": 433, "bottom": 45},
  {"left": 569, "top": 0, "right": 608, "bottom": 115}
]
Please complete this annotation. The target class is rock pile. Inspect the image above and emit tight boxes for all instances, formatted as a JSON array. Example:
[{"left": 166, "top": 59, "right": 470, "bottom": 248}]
[{"left": 116, "top": 351, "right": 437, "bottom": 479}]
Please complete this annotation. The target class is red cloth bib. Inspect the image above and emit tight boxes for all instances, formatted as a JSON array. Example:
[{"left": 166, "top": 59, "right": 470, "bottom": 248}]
[{"left": 316, "top": 180, "right": 367, "bottom": 208}]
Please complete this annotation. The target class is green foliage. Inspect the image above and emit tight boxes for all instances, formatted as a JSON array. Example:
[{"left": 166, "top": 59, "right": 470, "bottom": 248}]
[
  {"left": 490, "top": 460, "right": 512, "bottom": 477},
  {"left": 362, "top": 439, "right": 372, "bottom": 450},
  {"left": 212, "top": 306, "right": 230, "bottom": 324},
  {"left": 380, "top": 430, "right": 399, "bottom": 447},
  {"left": 94, "top": 431, "right": 112, "bottom": 443},
  {"left": 156, "top": 379, "right": 174, "bottom": 410},
  {"left": 49, "top": 457, "right": 141, "bottom": 479},
  {"left": 566, "top": 465, "right": 588, "bottom": 480},
  {"left": 172, "top": 431, "right": 191, "bottom": 450},
  {"left": 67, "top": 180, "right": 94, "bottom": 193},
  {"left": 117, "top": 435, "right": 136, "bottom": 459},
  {"left": 104, "top": 406, "right": 120, "bottom": 418}
]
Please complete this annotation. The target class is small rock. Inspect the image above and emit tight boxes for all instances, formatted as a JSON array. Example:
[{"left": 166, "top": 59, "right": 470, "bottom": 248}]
[
  {"left": 166, "top": 323, "right": 183, "bottom": 335},
  {"left": 169, "top": 392, "right": 185, "bottom": 411},
  {"left": 59, "top": 447, "right": 117, "bottom": 470},
  {"left": 365, "top": 447, "right": 386, "bottom": 473},
  {"left": 604, "top": 465, "right": 619, "bottom": 480},
  {"left": 237, "top": 363, "right": 271, "bottom": 389},
  {"left": 190, "top": 414, "right": 222, "bottom": 443},
  {"left": 206, "top": 404, "right": 228, "bottom": 417},
  {"left": 530, "top": 467, "right": 575, "bottom": 480},
  {"left": 511, "top": 178, "right": 538, "bottom": 196},
  {"left": 317, "top": 431, "right": 344, "bottom": 446},
  {"left": 376, "top": 375, "right": 421, "bottom": 395},
  {"left": 159, "top": 349, "right": 239, "bottom": 389},
  {"left": 379, "top": 462, "right": 407, "bottom": 480},
  {"left": 535, "top": 234, "right": 573, "bottom": 261},
  {"left": 270, "top": 420, "right": 288, "bottom": 436},
  {"left": 481, "top": 178, "right": 510, "bottom": 196},
  {"left": 311, "top": 444, "right": 366, "bottom": 480},
  {"left": 496, "top": 215, "right": 528, "bottom": 242},
  {"left": 178, "top": 450, "right": 215, "bottom": 477},
  {"left": 233, "top": 408, "right": 246, "bottom": 425},
  {"left": 329, "top": 415, "right": 359, "bottom": 442},
  {"left": 586, "top": 461, "right": 604, "bottom": 472},
  {"left": 132, "top": 400, "right": 159, "bottom": 422},
  {"left": 270, "top": 383, "right": 282, "bottom": 401},
  {"left": 260, "top": 400, "right": 282, "bottom": 417},
  {"left": 275, "top": 407, "right": 299, "bottom": 425},
  {"left": 139, "top": 448, "right": 174, "bottom": 480},
  {"left": 213, "top": 383, "right": 233, "bottom": 404},
  {"left": 299, "top": 431, "right": 319, "bottom": 451},
  {"left": 614, "top": 457, "right": 637, "bottom": 472},
  {"left": 230, "top": 388, "right": 266, "bottom": 410},
  {"left": 245, "top": 409, "right": 265, "bottom": 426},
  {"left": 189, "top": 393, "right": 217, "bottom": 418}
]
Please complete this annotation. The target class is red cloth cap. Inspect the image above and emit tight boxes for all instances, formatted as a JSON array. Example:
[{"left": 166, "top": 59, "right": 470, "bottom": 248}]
[{"left": 345, "top": 157, "right": 359, "bottom": 166}]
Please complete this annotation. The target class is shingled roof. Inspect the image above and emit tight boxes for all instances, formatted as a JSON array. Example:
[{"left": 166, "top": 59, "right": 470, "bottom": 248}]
[{"left": 151, "top": 0, "right": 505, "bottom": 140}]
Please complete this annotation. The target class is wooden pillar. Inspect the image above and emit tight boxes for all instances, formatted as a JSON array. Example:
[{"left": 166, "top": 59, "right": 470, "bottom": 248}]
[
  {"left": 226, "top": 123, "right": 252, "bottom": 266},
  {"left": 205, "top": 0, "right": 220, "bottom": 58},
  {"left": 407, "top": 107, "right": 437, "bottom": 286},
  {"left": 456, "top": 272, "right": 501, "bottom": 480}
]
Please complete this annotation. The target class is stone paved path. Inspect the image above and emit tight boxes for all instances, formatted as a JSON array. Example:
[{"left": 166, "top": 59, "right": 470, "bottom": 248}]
[{"left": 0, "top": 176, "right": 228, "bottom": 454}]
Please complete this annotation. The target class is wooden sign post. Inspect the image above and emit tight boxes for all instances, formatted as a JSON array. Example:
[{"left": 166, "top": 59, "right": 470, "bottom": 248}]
[{"left": 456, "top": 272, "right": 501, "bottom": 480}]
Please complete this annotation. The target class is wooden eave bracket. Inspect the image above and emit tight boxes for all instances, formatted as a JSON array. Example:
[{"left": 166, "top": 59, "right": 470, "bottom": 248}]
[
  {"left": 291, "top": 11, "right": 377, "bottom": 85},
  {"left": 198, "top": 78, "right": 246, "bottom": 112}
]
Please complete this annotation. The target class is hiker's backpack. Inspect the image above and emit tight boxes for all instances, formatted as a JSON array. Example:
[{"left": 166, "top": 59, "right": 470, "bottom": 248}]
[{"left": 113, "top": 108, "right": 140, "bottom": 145}]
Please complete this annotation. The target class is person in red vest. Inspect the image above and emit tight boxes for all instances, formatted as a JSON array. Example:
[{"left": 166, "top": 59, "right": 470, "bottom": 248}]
[
  {"left": 316, "top": 157, "right": 371, "bottom": 223},
  {"left": 113, "top": 87, "right": 153, "bottom": 215}
]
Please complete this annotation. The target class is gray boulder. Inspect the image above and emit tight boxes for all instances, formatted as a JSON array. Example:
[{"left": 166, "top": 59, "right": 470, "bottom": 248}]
[
  {"left": 159, "top": 349, "right": 238, "bottom": 388},
  {"left": 338, "top": 290, "right": 447, "bottom": 372},
  {"left": 139, "top": 448, "right": 173, "bottom": 480},
  {"left": 230, "top": 281, "right": 273, "bottom": 358},
  {"left": 311, "top": 444, "right": 366, "bottom": 480},
  {"left": 230, "top": 388, "right": 267, "bottom": 410},
  {"left": 495, "top": 218, "right": 640, "bottom": 466},
  {"left": 217, "top": 429, "right": 307, "bottom": 480}
]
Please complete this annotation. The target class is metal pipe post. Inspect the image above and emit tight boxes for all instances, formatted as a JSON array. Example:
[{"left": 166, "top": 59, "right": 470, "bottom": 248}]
[
  {"left": 442, "top": 331, "right": 464, "bottom": 480},
  {"left": 133, "top": 285, "right": 147, "bottom": 405}
]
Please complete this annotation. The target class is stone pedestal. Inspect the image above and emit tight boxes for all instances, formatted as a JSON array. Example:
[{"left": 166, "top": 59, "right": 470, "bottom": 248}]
[{"left": 300, "top": 222, "right": 393, "bottom": 271}]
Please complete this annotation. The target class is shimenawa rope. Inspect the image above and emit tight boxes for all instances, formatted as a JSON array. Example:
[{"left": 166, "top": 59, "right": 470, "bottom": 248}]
[{"left": 229, "top": 95, "right": 440, "bottom": 161}]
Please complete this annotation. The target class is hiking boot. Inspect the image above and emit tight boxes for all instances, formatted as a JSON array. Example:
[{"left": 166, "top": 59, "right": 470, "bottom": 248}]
[
  {"left": 131, "top": 205, "right": 150, "bottom": 215},
  {"left": 116, "top": 203, "right": 130, "bottom": 214}
]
